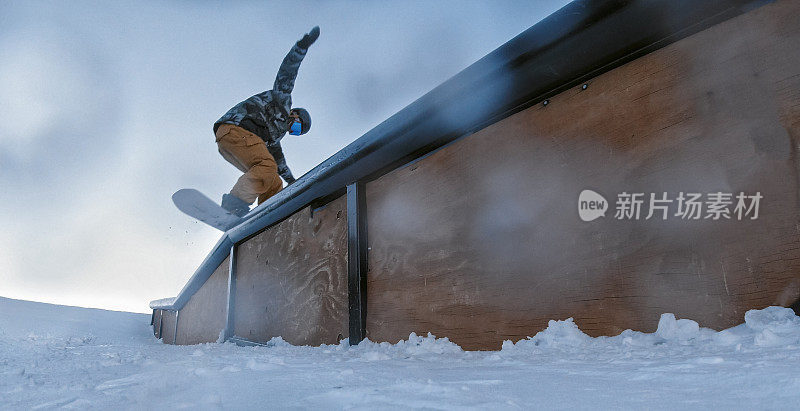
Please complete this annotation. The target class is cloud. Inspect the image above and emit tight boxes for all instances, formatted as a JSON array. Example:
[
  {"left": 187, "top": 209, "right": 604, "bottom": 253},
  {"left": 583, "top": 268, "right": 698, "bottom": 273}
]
[
  {"left": 0, "top": 0, "right": 571, "bottom": 313},
  {"left": 0, "top": 157, "right": 220, "bottom": 313},
  {"left": 0, "top": 27, "right": 112, "bottom": 152},
  {"left": 0, "top": 22, "right": 124, "bottom": 207}
]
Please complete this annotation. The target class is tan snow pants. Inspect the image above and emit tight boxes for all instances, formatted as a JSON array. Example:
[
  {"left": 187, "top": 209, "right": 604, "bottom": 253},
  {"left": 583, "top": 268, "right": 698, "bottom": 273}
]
[{"left": 215, "top": 124, "right": 283, "bottom": 205}]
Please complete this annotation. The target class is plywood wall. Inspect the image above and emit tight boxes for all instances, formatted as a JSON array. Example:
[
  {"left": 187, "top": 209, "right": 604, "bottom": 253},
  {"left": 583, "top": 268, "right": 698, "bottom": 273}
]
[
  {"left": 160, "top": 310, "right": 178, "bottom": 345},
  {"left": 364, "top": 0, "right": 800, "bottom": 350},
  {"left": 175, "top": 257, "right": 230, "bottom": 345},
  {"left": 233, "top": 196, "right": 349, "bottom": 345}
]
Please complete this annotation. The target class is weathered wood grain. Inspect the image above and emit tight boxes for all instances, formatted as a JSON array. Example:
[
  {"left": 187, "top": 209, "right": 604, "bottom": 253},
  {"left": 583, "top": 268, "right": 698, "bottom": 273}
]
[
  {"left": 365, "top": 0, "right": 800, "bottom": 350},
  {"left": 175, "top": 257, "right": 230, "bottom": 345},
  {"left": 160, "top": 310, "right": 178, "bottom": 345},
  {"left": 233, "top": 196, "right": 348, "bottom": 345}
]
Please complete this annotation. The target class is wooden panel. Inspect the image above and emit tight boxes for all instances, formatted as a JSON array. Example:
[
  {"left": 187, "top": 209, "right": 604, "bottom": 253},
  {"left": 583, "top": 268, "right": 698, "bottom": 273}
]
[
  {"left": 175, "top": 257, "right": 230, "bottom": 345},
  {"left": 233, "top": 196, "right": 348, "bottom": 345},
  {"left": 160, "top": 310, "right": 177, "bottom": 345},
  {"left": 365, "top": 0, "right": 800, "bottom": 350},
  {"left": 152, "top": 309, "right": 163, "bottom": 339}
]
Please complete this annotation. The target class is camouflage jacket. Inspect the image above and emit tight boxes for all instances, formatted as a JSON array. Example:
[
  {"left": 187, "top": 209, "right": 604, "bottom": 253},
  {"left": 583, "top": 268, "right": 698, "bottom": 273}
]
[{"left": 214, "top": 43, "right": 308, "bottom": 183}]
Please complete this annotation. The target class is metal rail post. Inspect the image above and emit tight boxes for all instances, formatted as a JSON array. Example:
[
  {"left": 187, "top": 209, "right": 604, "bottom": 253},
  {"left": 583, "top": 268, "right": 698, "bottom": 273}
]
[
  {"left": 223, "top": 244, "right": 237, "bottom": 342},
  {"left": 347, "top": 182, "right": 368, "bottom": 344},
  {"left": 173, "top": 310, "right": 179, "bottom": 345}
]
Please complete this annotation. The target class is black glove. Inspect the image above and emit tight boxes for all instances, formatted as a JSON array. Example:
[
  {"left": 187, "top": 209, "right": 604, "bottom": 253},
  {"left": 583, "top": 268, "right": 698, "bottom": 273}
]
[{"left": 297, "top": 26, "right": 320, "bottom": 49}]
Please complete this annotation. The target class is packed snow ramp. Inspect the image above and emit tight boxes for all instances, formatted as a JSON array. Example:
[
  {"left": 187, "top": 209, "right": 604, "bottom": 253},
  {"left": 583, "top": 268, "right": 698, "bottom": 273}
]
[{"left": 151, "top": 0, "right": 800, "bottom": 350}]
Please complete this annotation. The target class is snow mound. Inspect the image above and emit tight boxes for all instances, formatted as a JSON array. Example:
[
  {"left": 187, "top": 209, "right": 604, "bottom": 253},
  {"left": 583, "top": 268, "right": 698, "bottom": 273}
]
[
  {"left": 0, "top": 296, "right": 151, "bottom": 344},
  {"left": 369, "top": 332, "right": 463, "bottom": 355},
  {"left": 501, "top": 318, "right": 591, "bottom": 350},
  {"left": 745, "top": 305, "right": 800, "bottom": 332},
  {"left": 501, "top": 306, "right": 800, "bottom": 353},
  {"left": 745, "top": 306, "right": 800, "bottom": 347},
  {"left": 333, "top": 332, "right": 463, "bottom": 361},
  {"left": 656, "top": 313, "right": 702, "bottom": 342}
]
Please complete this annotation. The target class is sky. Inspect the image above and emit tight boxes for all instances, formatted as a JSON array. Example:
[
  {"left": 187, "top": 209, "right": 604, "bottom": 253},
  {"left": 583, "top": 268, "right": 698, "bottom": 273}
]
[{"left": 0, "top": 0, "right": 570, "bottom": 313}]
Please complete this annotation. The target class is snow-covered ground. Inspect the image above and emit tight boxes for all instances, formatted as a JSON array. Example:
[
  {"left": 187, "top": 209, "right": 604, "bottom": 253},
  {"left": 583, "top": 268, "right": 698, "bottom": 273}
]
[{"left": 2, "top": 296, "right": 800, "bottom": 410}]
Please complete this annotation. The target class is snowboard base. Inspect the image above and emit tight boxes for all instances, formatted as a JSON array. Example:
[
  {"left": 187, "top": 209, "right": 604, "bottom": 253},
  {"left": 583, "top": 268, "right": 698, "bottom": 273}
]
[{"left": 172, "top": 189, "right": 245, "bottom": 231}]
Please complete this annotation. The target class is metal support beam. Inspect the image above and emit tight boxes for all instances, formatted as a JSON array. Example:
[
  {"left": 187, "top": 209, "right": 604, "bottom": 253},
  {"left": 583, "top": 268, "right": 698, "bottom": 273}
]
[
  {"left": 223, "top": 244, "right": 237, "bottom": 342},
  {"left": 347, "top": 182, "right": 368, "bottom": 344},
  {"left": 156, "top": 310, "right": 163, "bottom": 339},
  {"left": 173, "top": 310, "right": 179, "bottom": 345},
  {"left": 227, "top": 336, "right": 274, "bottom": 347}
]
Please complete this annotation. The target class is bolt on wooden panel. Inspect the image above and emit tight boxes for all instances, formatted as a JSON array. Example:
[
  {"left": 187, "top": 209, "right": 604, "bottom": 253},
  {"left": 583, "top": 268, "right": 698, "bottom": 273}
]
[
  {"left": 233, "top": 195, "right": 348, "bottom": 345},
  {"left": 365, "top": 0, "right": 800, "bottom": 350},
  {"left": 175, "top": 256, "right": 230, "bottom": 345}
]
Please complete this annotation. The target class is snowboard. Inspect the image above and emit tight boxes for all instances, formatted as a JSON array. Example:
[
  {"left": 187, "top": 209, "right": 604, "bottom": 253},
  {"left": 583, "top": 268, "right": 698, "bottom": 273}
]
[{"left": 172, "top": 189, "right": 245, "bottom": 231}]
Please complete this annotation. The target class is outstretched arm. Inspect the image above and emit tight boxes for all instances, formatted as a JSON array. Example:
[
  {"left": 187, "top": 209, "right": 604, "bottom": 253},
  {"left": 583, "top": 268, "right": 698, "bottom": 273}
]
[
  {"left": 273, "top": 26, "right": 320, "bottom": 95},
  {"left": 269, "top": 143, "right": 296, "bottom": 184}
]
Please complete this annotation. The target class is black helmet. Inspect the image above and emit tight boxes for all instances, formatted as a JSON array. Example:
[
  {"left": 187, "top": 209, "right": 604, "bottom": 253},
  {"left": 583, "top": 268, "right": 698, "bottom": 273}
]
[{"left": 291, "top": 108, "right": 311, "bottom": 135}]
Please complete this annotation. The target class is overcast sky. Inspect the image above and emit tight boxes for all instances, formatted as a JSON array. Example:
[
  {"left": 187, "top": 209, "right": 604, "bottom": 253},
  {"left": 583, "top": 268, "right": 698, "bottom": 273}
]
[{"left": 0, "top": 0, "right": 569, "bottom": 313}]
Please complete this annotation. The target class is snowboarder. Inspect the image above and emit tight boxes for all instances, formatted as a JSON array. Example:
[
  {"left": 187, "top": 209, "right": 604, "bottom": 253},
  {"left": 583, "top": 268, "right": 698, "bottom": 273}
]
[{"left": 214, "top": 26, "right": 320, "bottom": 217}]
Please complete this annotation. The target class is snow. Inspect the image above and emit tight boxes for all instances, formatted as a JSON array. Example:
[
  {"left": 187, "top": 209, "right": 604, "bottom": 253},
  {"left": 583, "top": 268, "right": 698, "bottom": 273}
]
[{"left": 3, "top": 297, "right": 800, "bottom": 409}]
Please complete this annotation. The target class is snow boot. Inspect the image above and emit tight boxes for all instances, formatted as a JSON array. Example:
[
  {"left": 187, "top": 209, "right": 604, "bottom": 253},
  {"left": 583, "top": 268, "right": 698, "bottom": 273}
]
[{"left": 221, "top": 193, "right": 250, "bottom": 218}]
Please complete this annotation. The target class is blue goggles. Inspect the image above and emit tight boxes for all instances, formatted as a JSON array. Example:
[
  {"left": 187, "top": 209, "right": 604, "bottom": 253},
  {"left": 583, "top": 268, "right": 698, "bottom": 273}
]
[{"left": 289, "top": 119, "right": 302, "bottom": 135}]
